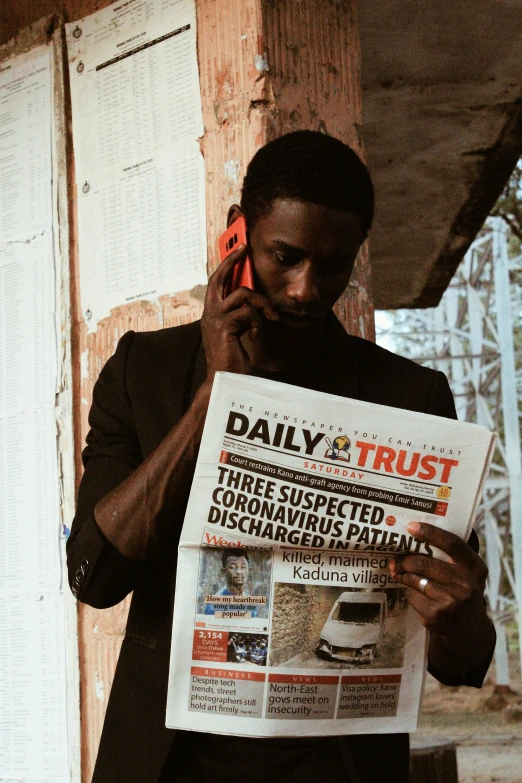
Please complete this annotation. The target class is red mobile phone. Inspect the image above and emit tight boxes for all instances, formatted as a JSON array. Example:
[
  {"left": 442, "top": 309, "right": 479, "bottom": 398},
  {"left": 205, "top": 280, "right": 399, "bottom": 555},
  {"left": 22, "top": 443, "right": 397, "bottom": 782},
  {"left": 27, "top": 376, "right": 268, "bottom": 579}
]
[{"left": 218, "top": 216, "right": 254, "bottom": 294}]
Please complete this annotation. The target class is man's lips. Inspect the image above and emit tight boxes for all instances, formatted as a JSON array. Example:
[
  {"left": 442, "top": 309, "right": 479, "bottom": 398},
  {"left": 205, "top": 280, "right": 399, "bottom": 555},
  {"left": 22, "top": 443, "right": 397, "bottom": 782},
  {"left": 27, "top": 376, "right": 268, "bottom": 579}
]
[
  {"left": 278, "top": 308, "right": 320, "bottom": 320},
  {"left": 277, "top": 310, "right": 321, "bottom": 326}
]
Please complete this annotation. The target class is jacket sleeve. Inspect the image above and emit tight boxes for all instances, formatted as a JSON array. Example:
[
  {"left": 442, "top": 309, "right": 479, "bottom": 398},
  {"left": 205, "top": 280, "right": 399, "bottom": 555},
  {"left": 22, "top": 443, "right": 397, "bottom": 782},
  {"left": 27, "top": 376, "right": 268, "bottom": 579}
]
[
  {"left": 67, "top": 330, "right": 145, "bottom": 609},
  {"left": 425, "top": 369, "right": 495, "bottom": 687},
  {"left": 426, "top": 369, "right": 458, "bottom": 419}
]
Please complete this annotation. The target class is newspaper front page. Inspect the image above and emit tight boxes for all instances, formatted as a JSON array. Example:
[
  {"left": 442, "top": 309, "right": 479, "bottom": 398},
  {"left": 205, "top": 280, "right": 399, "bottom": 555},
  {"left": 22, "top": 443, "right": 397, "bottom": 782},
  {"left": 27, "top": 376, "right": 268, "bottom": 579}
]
[{"left": 166, "top": 372, "right": 495, "bottom": 737}]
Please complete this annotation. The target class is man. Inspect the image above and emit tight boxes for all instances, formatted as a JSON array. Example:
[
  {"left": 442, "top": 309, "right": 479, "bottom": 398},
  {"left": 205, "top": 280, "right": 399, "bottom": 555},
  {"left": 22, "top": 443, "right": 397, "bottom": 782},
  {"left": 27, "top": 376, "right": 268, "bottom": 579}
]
[
  {"left": 68, "top": 130, "right": 495, "bottom": 783},
  {"left": 230, "top": 635, "right": 248, "bottom": 663},
  {"left": 217, "top": 549, "right": 251, "bottom": 596},
  {"left": 204, "top": 549, "right": 259, "bottom": 617},
  {"left": 251, "top": 638, "right": 268, "bottom": 666}
]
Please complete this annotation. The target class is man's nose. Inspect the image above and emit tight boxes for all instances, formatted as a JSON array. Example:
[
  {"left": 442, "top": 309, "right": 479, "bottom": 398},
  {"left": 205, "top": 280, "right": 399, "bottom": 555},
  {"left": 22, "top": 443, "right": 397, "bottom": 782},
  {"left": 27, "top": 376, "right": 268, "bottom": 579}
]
[{"left": 286, "top": 261, "right": 320, "bottom": 305}]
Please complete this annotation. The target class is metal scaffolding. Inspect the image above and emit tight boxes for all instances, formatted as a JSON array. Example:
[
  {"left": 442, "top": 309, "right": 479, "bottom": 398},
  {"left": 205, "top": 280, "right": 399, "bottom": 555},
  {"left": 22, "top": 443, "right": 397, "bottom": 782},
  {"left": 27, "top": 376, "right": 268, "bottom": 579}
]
[{"left": 377, "top": 218, "right": 522, "bottom": 685}]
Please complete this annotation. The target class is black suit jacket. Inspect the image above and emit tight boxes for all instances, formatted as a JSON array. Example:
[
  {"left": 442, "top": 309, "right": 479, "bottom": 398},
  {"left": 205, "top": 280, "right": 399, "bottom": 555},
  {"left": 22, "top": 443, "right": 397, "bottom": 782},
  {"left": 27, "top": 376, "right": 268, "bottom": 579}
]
[{"left": 68, "top": 316, "right": 475, "bottom": 783}]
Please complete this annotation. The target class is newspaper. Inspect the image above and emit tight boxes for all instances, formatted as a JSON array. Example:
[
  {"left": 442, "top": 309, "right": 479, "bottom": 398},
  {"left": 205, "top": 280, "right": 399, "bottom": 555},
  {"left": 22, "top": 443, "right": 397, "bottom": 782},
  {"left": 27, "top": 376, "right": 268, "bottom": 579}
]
[{"left": 166, "top": 372, "right": 495, "bottom": 736}]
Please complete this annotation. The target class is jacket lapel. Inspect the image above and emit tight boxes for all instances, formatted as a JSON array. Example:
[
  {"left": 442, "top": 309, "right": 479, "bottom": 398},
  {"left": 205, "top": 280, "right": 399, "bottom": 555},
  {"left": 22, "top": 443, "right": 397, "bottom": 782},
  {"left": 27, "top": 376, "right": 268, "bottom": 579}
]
[
  {"left": 182, "top": 313, "right": 361, "bottom": 405},
  {"left": 314, "top": 313, "right": 361, "bottom": 402}
]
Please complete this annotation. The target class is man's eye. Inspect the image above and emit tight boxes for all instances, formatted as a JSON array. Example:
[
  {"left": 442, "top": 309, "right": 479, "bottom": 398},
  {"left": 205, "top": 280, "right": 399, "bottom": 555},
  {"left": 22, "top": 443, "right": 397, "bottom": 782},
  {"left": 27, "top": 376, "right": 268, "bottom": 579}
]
[{"left": 274, "top": 252, "right": 294, "bottom": 265}]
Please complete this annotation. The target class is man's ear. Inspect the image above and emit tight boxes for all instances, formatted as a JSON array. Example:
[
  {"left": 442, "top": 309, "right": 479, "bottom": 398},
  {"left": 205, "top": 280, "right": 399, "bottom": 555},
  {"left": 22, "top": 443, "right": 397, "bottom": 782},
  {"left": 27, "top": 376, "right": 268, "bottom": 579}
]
[{"left": 227, "top": 204, "right": 244, "bottom": 228}]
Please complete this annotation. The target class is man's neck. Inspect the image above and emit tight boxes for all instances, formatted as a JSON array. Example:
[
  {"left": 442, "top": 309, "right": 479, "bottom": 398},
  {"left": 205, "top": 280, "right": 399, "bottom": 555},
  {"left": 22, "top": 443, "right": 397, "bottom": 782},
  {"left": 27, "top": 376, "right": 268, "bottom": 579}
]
[
  {"left": 227, "top": 586, "right": 246, "bottom": 596},
  {"left": 243, "top": 323, "right": 325, "bottom": 375}
]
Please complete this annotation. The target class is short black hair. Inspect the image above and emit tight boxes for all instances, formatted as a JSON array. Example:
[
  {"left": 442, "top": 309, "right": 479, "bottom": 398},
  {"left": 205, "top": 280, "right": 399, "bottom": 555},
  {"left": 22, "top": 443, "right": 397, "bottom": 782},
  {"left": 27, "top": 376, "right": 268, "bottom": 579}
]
[
  {"left": 241, "top": 130, "right": 374, "bottom": 238},
  {"left": 221, "top": 548, "right": 249, "bottom": 568}
]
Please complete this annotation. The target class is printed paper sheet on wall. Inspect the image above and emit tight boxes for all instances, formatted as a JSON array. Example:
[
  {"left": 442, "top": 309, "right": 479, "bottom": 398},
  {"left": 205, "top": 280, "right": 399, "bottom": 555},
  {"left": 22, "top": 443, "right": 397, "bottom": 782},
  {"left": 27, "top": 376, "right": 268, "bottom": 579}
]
[
  {"left": 66, "top": 0, "right": 206, "bottom": 330},
  {"left": 0, "top": 47, "right": 69, "bottom": 781}
]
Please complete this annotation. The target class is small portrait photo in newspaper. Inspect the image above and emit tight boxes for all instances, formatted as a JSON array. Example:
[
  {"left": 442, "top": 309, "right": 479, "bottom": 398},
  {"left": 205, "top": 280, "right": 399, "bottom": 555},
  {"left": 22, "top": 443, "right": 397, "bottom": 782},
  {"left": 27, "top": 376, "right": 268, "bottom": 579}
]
[
  {"left": 270, "top": 584, "right": 408, "bottom": 670},
  {"left": 196, "top": 547, "right": 272, "bottom": 627}
]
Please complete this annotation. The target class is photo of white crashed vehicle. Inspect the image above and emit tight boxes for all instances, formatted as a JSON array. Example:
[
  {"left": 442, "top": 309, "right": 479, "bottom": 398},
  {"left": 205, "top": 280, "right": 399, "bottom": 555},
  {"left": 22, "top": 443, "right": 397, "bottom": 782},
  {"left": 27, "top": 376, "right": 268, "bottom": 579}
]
[{"left": 316, "top": 591, "right": 387, "bottom": 664}]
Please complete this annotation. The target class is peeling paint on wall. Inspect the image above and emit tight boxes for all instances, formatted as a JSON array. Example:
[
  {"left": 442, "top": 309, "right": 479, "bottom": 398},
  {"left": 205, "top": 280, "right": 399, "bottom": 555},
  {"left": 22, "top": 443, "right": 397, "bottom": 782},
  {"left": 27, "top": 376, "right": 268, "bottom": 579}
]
[
  {"left": 254, "top": 52, "right": 268, "bottom": 71},
  {"left": 94, "top": 672, "right": 104, "bottom": 701},
  {"left": 80, "top": 349, "right": 89, "bottom": 380},
  {"left": 224, "top": 158, "right": 241, "bottom": 183}
]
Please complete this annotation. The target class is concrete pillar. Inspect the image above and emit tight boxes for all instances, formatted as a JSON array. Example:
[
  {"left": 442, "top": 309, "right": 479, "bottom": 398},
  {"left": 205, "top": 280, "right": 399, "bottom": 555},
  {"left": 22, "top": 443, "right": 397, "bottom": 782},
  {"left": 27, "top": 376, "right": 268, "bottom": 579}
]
[{"left": 197, "top": 0, "right": 374, "bottom": 339}]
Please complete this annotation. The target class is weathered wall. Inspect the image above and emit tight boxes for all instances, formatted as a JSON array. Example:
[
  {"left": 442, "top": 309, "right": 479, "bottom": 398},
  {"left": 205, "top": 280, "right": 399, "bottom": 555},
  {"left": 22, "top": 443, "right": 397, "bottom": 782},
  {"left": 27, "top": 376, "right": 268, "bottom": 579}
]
[
  {"left": 270, "top": 584, "right": 313, "bottom": 665},
  {"left": 0, "top": 2, "right": 109, "bottom": 43},
  {"left": 261, "top": 0, "right": 373, "bottom": 338},
  {"left": 198, "top": 0, "right": 374, "bottom": 339},
  {"left": 1, "top": 1, "right": 373, "bottom": 779},
  {"left": 270, "top": 584, "right": 346, "bottom": 666}
]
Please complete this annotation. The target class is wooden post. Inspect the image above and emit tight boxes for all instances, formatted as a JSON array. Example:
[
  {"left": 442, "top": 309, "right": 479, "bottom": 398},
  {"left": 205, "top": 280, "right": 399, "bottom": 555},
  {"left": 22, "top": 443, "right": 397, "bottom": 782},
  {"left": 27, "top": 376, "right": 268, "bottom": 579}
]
[
  {"left": 410, "top": 739, "right": 459, "bottom": 783},
  {"left": 198, "top": 0, "right": 374, "bottom": 339}
]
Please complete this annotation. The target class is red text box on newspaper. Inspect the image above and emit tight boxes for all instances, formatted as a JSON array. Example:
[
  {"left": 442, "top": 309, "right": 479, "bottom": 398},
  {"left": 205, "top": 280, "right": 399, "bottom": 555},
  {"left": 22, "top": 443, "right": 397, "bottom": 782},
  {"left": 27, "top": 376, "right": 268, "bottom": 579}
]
[
  {"left": 191, "top": 666, "right": 266, "bottom": 682},
  {"left": 269, "top": 674, "right": 339, "bottom": 685},
  {"left": 341, "top": 674, "right": 402, "bottom": 684},
  {"left": 192, "top": 629, "right": 228, "bottom": 662}
]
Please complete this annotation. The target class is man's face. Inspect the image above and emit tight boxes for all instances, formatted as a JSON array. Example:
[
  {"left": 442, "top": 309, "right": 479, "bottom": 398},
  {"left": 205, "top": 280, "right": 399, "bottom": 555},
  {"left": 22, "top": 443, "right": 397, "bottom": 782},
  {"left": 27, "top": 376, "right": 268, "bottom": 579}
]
[
  {"left": 223, "top": 556, "right": 249, "bottom": 589},
  {"left": 248, "top": 199, "right": 363, "bottom": 334}
]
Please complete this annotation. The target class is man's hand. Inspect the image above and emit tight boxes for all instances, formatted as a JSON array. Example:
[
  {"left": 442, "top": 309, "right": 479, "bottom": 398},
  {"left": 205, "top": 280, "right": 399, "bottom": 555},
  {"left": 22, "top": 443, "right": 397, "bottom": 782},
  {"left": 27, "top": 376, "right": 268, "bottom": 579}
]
[
  {"left": 389, "top": 522, "right": 495, "bottom": 676},
  {"left": 201, "top": 245, "right": 279, "bottom": 380},
  {"left": 389, "top": 522, "right": 487, "bottom": 634}
]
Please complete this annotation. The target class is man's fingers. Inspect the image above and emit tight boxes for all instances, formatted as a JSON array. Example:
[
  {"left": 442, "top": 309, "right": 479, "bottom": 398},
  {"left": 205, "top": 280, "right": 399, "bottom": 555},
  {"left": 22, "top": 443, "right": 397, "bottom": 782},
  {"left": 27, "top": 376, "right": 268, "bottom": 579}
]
[
  {"left": 206, "top": 245, "right": 248, "bottom": 306},
  {"left": 395, "top": 571, "right": 457, "bottom": 602},
  {"left": 206, "top": 248, "right": 280, "bottom": 322},
  {"left": 219, "top": 303, "right": 264, "bottom": 339},
  {"left": 407, "top": 522, "right": 477, "bottom": 567},
  {"left": 390, "top": 548, "right": 486, "bottom": 603},
  {"left": 391, "top": 554, "right": 467, "bottom": 591},
  {"left": 392, "top": 524, "right": 490, "bottom": 634},
  {"left": 393, "top": 568, "right": 472, "bottom": 603},
  {"left": 401, "top": 587, "right": 431, "bottom": 623},
  {"left": 401, "top": 580, "right": 465, "bottom": 632},
  {"left": 220, "top": 287, "right": 279, "bottom": 321}
]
